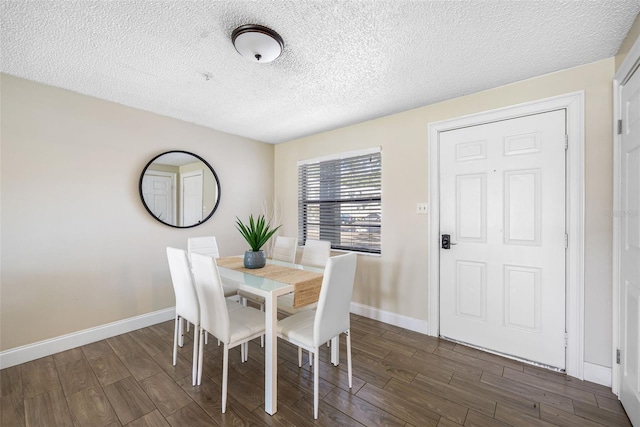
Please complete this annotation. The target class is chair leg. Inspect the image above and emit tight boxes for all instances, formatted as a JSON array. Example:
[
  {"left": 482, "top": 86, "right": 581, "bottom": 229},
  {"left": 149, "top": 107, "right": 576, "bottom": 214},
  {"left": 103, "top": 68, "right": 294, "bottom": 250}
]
[
  {"left": 309, "top": 350, "right": 313, "bottom": 366},
  {"left": 178, "top": 317, "right": 184, "bottom": 347},
  {"left": 222, "top": 344, "right": 229, "bottom": 413},
  {"left": 240, "top": 341, "right": 245, "bottom": 362},
  {"left": 346, "top": 329, "right": 352, "bottom": 389},
  {"left": 298, "top": 347, "right": 303, "bottom": 367},
  {"left": 197, "top": 328, "right": 205, "bottom": 386},
  {"left": 313, "top": 349, "right": 319, "bottom": 419},
  {"left": 205, "top": 331, "right": 208, "bottom": 345},
  {"left": 186, "top": 321, "right": 190, "bottom": 332},
  {"left": 191, "top": 324, "right": 199, "bottom": 386},
  {"left": 173, "top": 315, "right": 179, "bottom": 366}
]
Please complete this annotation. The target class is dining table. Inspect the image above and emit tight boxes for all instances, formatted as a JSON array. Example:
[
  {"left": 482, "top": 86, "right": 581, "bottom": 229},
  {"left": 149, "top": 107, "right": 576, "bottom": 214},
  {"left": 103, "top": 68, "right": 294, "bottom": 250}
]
[{"left": 215, "top": 256, "right": 339, "bottom": 415}]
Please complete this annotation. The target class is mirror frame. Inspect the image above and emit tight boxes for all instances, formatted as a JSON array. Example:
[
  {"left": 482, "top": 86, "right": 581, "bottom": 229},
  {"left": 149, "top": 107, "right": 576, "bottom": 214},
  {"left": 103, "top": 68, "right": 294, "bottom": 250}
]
[{"left": 139, "top": 150, "right": 221, "bottom": 228}]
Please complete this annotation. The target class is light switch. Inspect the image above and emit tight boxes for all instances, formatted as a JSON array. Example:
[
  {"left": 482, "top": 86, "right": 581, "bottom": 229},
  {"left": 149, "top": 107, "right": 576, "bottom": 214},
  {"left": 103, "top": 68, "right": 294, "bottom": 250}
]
[{"left": 416, "top": 203, "right": 428, "bottom": 214}]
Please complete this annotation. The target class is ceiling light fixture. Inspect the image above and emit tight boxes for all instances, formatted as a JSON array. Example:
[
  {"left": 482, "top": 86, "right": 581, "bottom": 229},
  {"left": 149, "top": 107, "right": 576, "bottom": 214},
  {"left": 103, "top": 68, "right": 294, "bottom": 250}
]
[{"left": 231, "top": 24, "right": 284, "bottom": 63}]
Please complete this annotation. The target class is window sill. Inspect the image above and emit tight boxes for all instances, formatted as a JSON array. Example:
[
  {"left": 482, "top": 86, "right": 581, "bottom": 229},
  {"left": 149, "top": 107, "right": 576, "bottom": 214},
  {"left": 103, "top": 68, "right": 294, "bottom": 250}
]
[{"left": 331, "top": 248, "right": 381, "bottom": 257}]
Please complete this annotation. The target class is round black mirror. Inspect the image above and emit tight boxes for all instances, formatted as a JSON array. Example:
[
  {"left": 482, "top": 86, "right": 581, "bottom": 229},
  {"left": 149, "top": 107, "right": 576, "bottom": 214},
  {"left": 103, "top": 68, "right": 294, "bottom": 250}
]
[{"left": 139, "top": 151, "right": 220, "bottom": 228}]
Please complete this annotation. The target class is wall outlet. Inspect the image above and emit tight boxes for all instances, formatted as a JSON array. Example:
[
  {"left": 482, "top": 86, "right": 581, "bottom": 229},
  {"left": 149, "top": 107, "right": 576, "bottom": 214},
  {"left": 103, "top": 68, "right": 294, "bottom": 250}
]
[{"left": 416, "top": 203, "right": 428, "bottom": 214}]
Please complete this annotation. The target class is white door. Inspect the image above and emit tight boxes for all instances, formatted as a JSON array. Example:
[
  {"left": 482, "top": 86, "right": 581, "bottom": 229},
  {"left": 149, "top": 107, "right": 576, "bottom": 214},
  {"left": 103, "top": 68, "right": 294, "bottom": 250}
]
[
  {"left": 439, "top": 110, "right": 567, "bottom": 369},
  {"left": 141, "top": 172, "right": 174, "bottom": 225},
  {"left": 619, "top": 65, "right": 640, "bottom": 426},
  {"left": 181, "top": 170, "right": 203, "bottom": 226}
]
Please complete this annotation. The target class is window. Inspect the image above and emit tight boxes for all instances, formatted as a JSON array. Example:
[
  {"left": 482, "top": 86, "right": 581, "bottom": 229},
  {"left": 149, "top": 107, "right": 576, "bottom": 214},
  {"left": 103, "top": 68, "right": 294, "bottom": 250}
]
[{"left": 298, "top": 148, "right": 381, "bottom": 254}]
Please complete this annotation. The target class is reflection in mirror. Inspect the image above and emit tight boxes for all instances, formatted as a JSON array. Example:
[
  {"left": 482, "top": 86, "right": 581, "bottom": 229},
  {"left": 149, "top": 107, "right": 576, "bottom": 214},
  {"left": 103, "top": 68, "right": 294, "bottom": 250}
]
[{"left": 139, "top": 151, "right": 220, "bottom": 228}]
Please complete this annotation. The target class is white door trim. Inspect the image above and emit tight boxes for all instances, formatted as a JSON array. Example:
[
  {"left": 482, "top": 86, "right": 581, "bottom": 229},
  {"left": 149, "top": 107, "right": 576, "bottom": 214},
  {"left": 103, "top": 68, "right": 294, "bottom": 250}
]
[
  {"left": 612, "top": 34, "right": 640, "bottom": 396},
  {"left": 428, "top": 91, "right": 585, "bottom": 379}
]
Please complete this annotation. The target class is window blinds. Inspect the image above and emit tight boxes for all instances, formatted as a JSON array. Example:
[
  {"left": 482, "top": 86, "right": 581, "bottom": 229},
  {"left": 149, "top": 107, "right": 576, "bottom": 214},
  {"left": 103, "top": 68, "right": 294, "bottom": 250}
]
[{"left": 298, "top": 149, "right": 381, "bottom": 254}]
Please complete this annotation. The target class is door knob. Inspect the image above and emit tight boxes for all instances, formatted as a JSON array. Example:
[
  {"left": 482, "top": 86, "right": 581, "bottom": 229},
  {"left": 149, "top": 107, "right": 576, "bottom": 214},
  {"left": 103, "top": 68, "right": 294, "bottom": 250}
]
[{"left": 441, "top": 234, "right": 457, "bottom": 249}]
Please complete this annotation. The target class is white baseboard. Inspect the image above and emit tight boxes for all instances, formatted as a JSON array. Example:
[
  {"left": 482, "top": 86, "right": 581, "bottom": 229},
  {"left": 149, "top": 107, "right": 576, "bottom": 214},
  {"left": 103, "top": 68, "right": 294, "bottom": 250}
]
[
  {"left": 583, "top": 362, "right": 612, "bottom": 387},
  {"left": 350, "top": 302, "right": 429, "bottom": 335},
  {"left": 0, "top": 308, "right": 175, "bottom": 369}
]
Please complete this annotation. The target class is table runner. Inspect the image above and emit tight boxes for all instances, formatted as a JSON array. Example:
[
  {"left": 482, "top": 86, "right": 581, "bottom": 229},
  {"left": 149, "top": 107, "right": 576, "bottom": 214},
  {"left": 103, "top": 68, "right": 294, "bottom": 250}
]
[{"left": 216, "top": 257, "right": 323, "bottom": 308}]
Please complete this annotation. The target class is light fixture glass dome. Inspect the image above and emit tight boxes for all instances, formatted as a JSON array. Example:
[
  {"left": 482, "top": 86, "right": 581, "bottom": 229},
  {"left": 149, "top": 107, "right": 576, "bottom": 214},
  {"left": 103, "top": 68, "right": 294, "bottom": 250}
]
[{"left": 232, "top": 24, "right": 284, "bottom": 63}]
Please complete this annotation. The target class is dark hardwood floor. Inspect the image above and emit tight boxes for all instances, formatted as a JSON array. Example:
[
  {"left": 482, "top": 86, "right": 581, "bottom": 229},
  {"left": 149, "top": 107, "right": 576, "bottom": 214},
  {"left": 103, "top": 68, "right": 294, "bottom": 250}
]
[{"left": 1, "top": 314, "right": 632, "bottom": 426}]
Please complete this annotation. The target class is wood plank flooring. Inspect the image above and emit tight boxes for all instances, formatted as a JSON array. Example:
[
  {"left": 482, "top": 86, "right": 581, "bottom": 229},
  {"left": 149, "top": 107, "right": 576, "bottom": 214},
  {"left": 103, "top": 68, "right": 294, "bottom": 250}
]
[{"left": 0, "top": 314, "right": 631, "bottom": 426}]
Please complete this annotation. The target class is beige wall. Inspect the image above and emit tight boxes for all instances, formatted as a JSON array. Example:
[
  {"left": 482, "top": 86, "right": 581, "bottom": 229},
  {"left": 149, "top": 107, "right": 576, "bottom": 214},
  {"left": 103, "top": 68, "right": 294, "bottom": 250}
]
[
  {"left": 0, "top": 74, "right": 274, "bottom": 351},
  {"left": 615, "top": 12, "right": 640, "bottom": 70},
  {"left": 275, "top": 58, "right": 615, "bottom": 367}
]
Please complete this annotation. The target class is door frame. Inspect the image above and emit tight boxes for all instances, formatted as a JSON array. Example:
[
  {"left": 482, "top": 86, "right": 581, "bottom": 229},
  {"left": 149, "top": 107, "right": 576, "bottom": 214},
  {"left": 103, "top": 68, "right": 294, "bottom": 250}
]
[
  {"left": 428, "top": 91, "right": 585, "bottom": 379},
  {"left": 612, "top": 34, "right": 640, "bottom": 396}
]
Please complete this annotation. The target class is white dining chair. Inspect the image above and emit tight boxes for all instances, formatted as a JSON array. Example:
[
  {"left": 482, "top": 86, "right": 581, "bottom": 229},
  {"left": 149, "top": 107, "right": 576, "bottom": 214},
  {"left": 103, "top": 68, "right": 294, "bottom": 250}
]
[
  {"left": 276, "top": 239, "right": 331, "bottom": 316},
  {"left": 187, "top": 235, "right": 220, "bottom": 258},
  {"left": 166, "top": 247, "right": 200, "bottom": 386},
  {"left": 190, "top": 252, "right": 266, "bottom": 413},
  {"left": 272, "top": 236, "right": 298, "bottom": 263},
  {"left": 299, "top": 239, "right": 331, "bottom": 268},
  {"left": 277, "top": 252, "right": 357, "bottom": 419},
  {"left": 187, "top": 236, "right": 241, "bottom": 345},
  {"left": 188, "top": 236, "right": 240, "bottom": 299}
]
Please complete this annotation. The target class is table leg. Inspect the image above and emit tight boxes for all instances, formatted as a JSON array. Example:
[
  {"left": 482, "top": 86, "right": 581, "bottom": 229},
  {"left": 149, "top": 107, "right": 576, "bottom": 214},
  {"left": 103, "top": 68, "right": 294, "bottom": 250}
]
[
  {"left": 264, "top": 292, "right": 278, "bottom": 415},
  {"left": 331, "top": 336, "right": 340, "bottom": 366}
]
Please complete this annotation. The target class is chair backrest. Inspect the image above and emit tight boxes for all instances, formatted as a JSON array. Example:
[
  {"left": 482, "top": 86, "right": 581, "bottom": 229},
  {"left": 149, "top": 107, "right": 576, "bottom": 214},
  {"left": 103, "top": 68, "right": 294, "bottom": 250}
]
[
  {"left": 190, "top": 252, "right": 230, "bottom": 343},
  {"left": 187, "top": 236, "right": 220, "bottom": 259},
  {"left": 166, "top": 247, "right": 199, "bottom": 325},
  {"left": 272, "top": 236, "right": 297, "bottom": 263},
  {"left": 313, "top": 252, "right": 357, "bottom": 347},
  {"left": 300, "top": 239, "right": 331, "bottom": 268}
]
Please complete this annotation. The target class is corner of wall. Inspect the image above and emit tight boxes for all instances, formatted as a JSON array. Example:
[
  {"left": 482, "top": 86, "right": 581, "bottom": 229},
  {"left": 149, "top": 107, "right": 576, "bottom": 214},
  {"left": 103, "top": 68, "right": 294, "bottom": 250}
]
[{"left": 616, "top": 13, "right": 640, "bottom": 71}]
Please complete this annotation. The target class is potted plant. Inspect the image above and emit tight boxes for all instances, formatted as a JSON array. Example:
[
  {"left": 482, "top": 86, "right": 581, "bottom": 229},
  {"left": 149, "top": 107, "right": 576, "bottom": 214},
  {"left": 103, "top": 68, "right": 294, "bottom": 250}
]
[{"left": 235, "top": 214, "right": 281, "bottom": 269}]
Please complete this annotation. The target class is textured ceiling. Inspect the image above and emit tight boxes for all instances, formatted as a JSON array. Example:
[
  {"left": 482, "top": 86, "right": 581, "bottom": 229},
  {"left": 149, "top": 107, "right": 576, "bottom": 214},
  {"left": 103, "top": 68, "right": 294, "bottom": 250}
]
[{"left": 1, "top": 1, "right": 639, "bottom": 144}]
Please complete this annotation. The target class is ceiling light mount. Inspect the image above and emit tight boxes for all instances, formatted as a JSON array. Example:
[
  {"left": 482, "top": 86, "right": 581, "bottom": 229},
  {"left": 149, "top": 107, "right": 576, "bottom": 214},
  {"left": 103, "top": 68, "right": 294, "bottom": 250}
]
[{"left": 231, "top": 24, "right": 284, "bottom": 63}]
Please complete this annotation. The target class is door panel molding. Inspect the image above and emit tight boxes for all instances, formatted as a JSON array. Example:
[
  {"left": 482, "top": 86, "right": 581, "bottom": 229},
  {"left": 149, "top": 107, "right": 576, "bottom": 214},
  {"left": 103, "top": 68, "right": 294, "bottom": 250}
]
[{"left": 428, "top": 91, "right": 585, "bottom": 379}]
